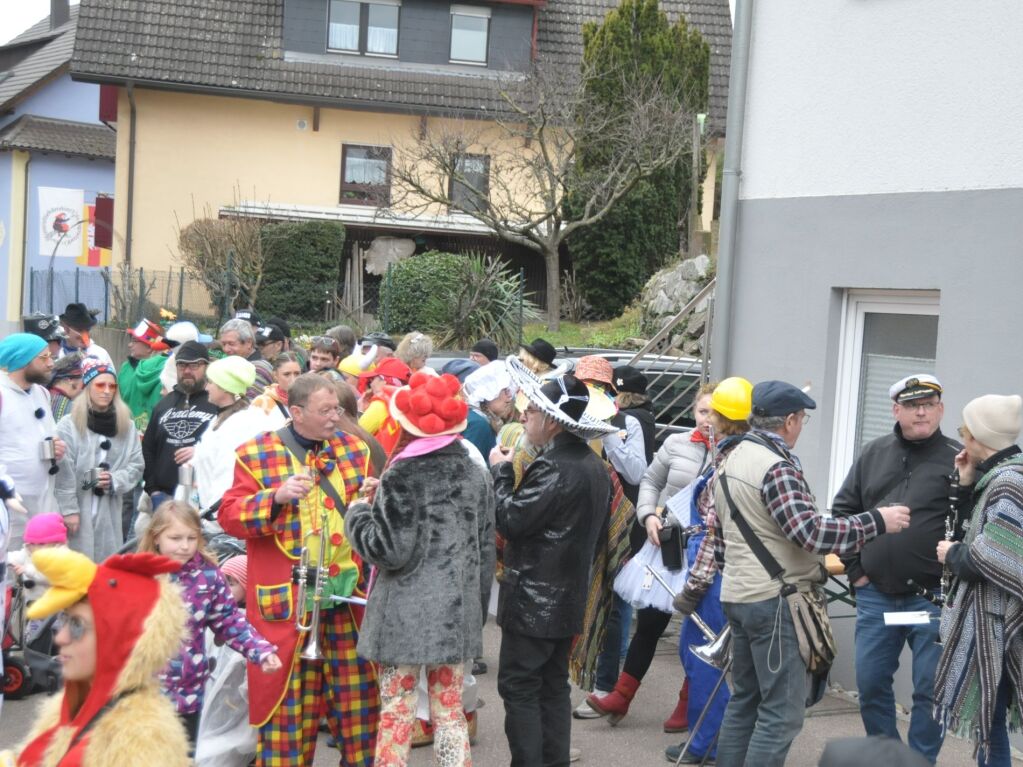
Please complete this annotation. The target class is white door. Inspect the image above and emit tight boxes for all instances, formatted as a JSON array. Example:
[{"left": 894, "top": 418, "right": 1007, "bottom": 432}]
[{"left": 828, "top": 290, "right": 940, "bottom": 504}]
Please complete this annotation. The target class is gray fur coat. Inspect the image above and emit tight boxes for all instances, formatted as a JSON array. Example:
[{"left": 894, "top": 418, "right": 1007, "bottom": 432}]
[{"left": 346, "top": 441, "right": 496, "bottom": 665}]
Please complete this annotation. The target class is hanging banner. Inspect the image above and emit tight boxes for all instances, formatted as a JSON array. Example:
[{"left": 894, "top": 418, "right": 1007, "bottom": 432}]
[
  {"left": 39, "top": 186, "right": 85, "bottom": 258},
  {"left": 77, "top": 203, "right": 112, "bottom": 267}
]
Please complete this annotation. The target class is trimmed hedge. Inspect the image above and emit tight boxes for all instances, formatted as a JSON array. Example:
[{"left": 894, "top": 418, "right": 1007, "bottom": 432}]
[{"left": 256, "top": 221, "right": 345, "bottom": 321}]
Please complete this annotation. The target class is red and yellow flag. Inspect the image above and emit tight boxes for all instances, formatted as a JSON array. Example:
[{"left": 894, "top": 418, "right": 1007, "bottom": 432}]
[{"left": 77, "top": 203, "right": 112, "bottom": 267}]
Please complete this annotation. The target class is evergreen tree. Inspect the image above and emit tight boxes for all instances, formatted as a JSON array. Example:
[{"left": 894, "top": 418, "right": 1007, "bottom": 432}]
[{"left": 567, "top": 0, "right": 709, "bottom": 318}]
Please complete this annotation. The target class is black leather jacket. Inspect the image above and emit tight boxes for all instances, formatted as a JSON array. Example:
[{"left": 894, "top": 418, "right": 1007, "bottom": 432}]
[
  {"left": 833, "top": 424, "right": 962, "bottom": 594},
  {"left": 492, "top": 432, "right": 612, "bottom": 638}
]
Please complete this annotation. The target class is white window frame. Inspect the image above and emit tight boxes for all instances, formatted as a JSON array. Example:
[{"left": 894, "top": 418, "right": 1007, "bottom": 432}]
[
  {"left": 827, "top": 289, "right": 940, "bottom": 504},
  {"left": 449, "top": 4, "right": 491, "bottom": 66}
]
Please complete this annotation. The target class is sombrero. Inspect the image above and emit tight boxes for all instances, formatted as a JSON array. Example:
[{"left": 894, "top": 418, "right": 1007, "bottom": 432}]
[{"left": 505, "top": 355, "right": 617, "bottom": 441}]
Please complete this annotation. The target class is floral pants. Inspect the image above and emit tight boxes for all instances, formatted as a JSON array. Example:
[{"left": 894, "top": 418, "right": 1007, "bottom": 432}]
[{"left": 375, "top": 663, "right": 471, "bottom": 767}]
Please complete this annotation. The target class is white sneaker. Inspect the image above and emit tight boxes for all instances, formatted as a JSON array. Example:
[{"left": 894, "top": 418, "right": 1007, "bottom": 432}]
[
  {"left": 572, "top": 692, "right": 609, "bottom": 720},
  {"left": 569, "top": 747, "right": 582, "bottom": 762}
]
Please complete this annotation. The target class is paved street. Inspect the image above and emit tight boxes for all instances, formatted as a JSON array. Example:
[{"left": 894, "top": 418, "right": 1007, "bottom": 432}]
[{"left": 0, "top": 615, "right": 1001, "bottom": 765}]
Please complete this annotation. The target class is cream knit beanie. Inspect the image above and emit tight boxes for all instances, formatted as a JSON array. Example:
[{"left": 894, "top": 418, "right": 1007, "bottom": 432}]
[{"left": 962, "top": 394, "right": 1023, "bottom": 451}]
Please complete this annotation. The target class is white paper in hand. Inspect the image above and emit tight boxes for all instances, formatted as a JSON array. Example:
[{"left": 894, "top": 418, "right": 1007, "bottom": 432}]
[{"left": 883, "top": 611, "right": 932, "bottom": 626}]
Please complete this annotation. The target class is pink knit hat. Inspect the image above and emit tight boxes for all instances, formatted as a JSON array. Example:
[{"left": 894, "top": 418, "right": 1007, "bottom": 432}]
[
  {"left": 221, "top": 556, "right": 248, "bottom": 590},
  {"left": 24, "top": 513, "right": 68, "bottom": 545}
]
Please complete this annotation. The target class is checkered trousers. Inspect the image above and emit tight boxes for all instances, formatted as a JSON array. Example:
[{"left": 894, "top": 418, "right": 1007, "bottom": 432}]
[{"left": 256, "top": 606, "right": 379, "bottom": 767}]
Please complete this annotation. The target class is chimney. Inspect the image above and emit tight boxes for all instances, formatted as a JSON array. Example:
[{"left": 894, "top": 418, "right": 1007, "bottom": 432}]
[{"left": 50, "top": 0, "right": 70, "bottom": 30}]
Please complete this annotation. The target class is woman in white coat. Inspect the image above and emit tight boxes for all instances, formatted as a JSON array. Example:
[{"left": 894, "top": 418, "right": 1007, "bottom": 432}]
[
  {"left": 193, "top": 356, "right": 283, "bottom": 513},
  {"left": 55, "top": 363, "right": 144, "bottom": 561}
]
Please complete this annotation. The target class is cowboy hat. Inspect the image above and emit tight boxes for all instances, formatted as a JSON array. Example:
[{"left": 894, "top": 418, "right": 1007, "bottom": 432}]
[{"left": 505, "top": 355, "right": 617, "bottom": 441}]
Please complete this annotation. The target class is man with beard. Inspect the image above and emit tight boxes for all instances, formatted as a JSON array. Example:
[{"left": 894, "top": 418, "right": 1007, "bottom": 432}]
[
  {"left": 141, "top": 341, "right": 217, "bottom": 507},
  {"left": 0, "top": 333, "right": 67, "bottom": 548}
]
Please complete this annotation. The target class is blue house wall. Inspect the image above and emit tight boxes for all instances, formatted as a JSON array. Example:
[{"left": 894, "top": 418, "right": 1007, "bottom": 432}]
[{"left": 0, "top": 74, "right": 114, "bottom": 320}]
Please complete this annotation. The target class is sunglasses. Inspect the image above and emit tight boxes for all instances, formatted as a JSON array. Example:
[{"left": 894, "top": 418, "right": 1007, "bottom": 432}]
[
  {"left": 311, "top": 336, "right": 341, "bottom": 351},
  {"left": 54, "top": 612, "right": 91, "bottom": 642},
  {"left": 91, "top": 381, "right": 118, "bottom": 392}
]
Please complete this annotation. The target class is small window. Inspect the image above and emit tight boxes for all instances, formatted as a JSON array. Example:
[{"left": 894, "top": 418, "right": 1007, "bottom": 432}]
[
  {"left": 450, "top": 5, "right": 489, "bottom": 65},
  {"left": 329, "top": 0, "right": 399, "bottom": 57},
  {"left": 341, "top": 145, "right": 392, "bottom": 206},
  {"left": 449, "top": 154, "right": 490, "bottom": 213}
]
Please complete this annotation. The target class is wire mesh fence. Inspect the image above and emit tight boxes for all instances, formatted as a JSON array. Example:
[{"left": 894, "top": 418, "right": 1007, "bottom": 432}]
[{"left": 28, "top": 266, "right": 385, "bottom": 332}]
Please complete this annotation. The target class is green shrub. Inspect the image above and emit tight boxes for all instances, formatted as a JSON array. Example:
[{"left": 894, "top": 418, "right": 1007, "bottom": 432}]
[
  {"left": 384, "top": 251, "right": 540, "bottom": 349},
  {"left": 256, "top": 221, "right": 345, "bottom": 321}
]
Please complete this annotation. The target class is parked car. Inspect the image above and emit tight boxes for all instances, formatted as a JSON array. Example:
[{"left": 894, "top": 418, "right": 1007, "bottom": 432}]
[{"left": 427, "top": 346, "right": 706, "bottom": 448}]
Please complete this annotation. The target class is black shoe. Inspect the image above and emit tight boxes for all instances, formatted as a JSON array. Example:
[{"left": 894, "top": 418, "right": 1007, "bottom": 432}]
[
  {"left": 665, "top": 743, "right": 714, "bottom": 764},
  {"left": 472, "top": 659, "right": 488, "bottom": 675}
]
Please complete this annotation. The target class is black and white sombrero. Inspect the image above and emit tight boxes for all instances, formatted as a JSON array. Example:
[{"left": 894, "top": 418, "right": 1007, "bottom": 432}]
[{"left": 505, "top": 355, "right": 617, "bottom": 441}]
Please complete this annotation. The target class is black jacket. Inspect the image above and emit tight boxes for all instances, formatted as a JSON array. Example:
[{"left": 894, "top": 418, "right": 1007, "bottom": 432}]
[
  {"left": 141, "top": 387, "right": 218, "bottom": 495},
  {"left": 833, "top": 424, "right": 961, "bottom": 594},
  {"left": 492, "top": 432, "right": 612, "bottom": 638}
]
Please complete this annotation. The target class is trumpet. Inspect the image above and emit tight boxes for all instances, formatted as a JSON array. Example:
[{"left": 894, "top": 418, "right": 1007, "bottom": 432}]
[
  {"left": 292, "top": 506, "right": 329, "bottom": 661},
  {"left": 644, "top": 564, "right": 732, "bottom": 669}
]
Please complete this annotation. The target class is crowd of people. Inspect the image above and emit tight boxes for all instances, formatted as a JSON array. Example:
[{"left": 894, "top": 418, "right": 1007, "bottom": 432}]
[{"left": 0, "top": 302, "right": 1020, "bottom": 767}]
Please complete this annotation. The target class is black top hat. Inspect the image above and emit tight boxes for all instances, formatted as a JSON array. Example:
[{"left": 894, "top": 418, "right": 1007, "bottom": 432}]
[
  {"left": 23, "top": 313, "right": 65, "bottom": 342},
  {"left": 520, "top": 338, "right": 556, "bottom": 367},
  {"left": 59, "top": 303, "right": 98, "bottom": 331}
]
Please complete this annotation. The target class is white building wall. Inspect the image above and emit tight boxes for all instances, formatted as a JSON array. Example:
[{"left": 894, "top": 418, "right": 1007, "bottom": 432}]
[{"left": 739, "top": 0, "right": 1023, "bottom": 200}]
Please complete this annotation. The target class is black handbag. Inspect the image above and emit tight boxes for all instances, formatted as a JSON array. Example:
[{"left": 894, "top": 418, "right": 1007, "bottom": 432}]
[{"left": 658, "top": 519, "right": 685, "bottom": 571}]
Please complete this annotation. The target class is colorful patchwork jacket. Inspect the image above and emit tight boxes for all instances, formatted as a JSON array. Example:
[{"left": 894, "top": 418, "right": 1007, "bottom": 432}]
[
  {"left": 219, "top": 428, "right": 371, "bottom": 726},
  {"left": 160, "top": 552, "right": 275, "bottom": 715}
]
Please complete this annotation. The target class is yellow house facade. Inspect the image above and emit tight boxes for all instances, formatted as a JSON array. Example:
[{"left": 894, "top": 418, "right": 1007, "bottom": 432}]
[{"left": 76, "top": 0, "right": 732, "bottom": 317}]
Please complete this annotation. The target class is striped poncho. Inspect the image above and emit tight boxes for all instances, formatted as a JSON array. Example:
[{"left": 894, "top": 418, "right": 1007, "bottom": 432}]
[{"left": 934, "top": 454, "right": 1023, "bottom": 758}]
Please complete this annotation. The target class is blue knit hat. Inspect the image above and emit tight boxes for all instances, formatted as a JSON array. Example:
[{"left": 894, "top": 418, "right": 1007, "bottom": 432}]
[{"left": 0, "top": 333, "right": 48, "bottom": 372}]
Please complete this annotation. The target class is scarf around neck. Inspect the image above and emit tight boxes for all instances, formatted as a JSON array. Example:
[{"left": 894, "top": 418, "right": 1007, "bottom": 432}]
[{"left": 88, "top": 408, "right": 117, "bottom": 437}]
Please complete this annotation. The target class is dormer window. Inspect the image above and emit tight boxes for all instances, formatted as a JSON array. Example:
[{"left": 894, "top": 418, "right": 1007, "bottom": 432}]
[
  {"left": 329, "top": 0, "right": 400, "bottom": 57},
  {"left": 449, "top": 5, "right": 490, "bottom": 65}
]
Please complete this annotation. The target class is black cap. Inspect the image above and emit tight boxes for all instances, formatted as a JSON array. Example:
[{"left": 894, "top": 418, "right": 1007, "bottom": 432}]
[
  {"left": 234, "top": 308, "right": 261, "bottom": 326},
  {"left": 256, "top": 324, "right": 285, "bottom": 344},
  {"left": 175, "top": 340, "right": 210, "bottom": 364},
  {"left": 470, "top": 338, "right": 499, "bottom": 362},
  {"left": 361, "top": 331, "right": 396, "bottom": 351},
  {"left": 23, "top": 313, "right": 65, "bottom": 341},
  {"left": 520, "top": 338, "right": 556, "bottom": 367},
  {"left": 751, "top": 380, "right": 817, "bottom": 417},
  {"left": 613, "top": 365, "right": 648, "bottom": 395},
  {"left": 60, "top": 302, "right": 98, "bottom": 331},
  {"left": 441, "top": 358, "right": 480, "bottom": 383},
  {"left": 264, "top": 316, "right": 291, "bottom": 338}
]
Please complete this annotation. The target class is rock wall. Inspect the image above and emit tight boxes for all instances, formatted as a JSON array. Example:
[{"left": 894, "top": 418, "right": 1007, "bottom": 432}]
[{"left": 639, "top": 254, "right": 713, "bottom": 356}]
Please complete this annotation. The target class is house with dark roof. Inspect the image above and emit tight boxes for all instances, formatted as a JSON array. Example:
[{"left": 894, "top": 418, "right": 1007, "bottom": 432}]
[
  {"left": 0, "top": 1, "right": 116, "bottom": 325},
  {"left": 70, "top": 0, "right": 730, "bottom": 314}
]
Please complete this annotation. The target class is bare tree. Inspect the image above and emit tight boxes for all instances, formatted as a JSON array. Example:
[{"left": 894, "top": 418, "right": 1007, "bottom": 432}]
[
  {"left": 175, "top": 193, "right": 266, "bottom": 313},
  {"left": 388, "top": 62, "right": 700, "bottom": 330}
]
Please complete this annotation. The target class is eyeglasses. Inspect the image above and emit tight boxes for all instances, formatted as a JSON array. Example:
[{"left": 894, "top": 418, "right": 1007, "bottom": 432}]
[
  {"left": 92, "top": 381, "right": 117, "bottom": 392},
  {"left": 801, "top": 413, "right": 811, "bottom": 425},
  {"left": 176, "top": 360, "right": 208, "bottom": 370},
  {"left": 54, "top": 612, "right": 91, "bottom": 642},
  {"left": 901, "top": 400, "right": 939, "bottom": 411},
  {"left": 295, "top": 404, "right": 344, "bottom": 418}
]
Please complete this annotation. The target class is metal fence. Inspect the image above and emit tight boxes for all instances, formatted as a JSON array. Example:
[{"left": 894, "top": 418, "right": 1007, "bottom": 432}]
[{"left": 28, "top": 265, "right": 384, "bottom": 331}]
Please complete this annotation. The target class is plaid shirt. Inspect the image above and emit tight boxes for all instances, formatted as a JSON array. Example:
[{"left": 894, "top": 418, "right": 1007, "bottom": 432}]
[{"left": 712, "top": 430, "right": 881, "bottom": 568}]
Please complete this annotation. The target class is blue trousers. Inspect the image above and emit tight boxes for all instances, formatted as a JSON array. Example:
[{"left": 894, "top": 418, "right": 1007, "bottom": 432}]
[
  {"left": 595, "top": 594, "right": 631, "bottom": 691},
  {"left": 853, "top": 583, "right": 944, "bottom": 763},
  {"left": 978, "top": 669, "right": 1014, "bottom": 767},
  {"left": 678, "top": 574, "right": 730, "bottom": 759},
  {"left": 716, "top": 597, "right": 806, "bottom": 767}
]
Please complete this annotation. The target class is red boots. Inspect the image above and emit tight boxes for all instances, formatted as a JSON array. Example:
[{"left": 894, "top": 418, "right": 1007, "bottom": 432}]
[
  {"left": 585, "top": 672, "right": 641, "bottom": 725},
  {"left": 663, "top": 678, "right": 690, "bottom": 733}
]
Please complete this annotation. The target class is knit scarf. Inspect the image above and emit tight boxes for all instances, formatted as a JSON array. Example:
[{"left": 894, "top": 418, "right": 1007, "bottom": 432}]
[
  {"left": 569, "top": 463, "right": 634, "bottom": 692},
  {"left": 934, "top": 453, "right": 1023, "bottom": 759},
  {"left": 87, "top": 408, "right": 117, "bottom": 437}
]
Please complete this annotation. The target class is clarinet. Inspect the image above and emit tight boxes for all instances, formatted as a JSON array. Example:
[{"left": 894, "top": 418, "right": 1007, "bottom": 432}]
[
  {"left": 940, "top": 468, "right": 961, "bottom": 608},
  {"left": 906, "top": 469, "right": 961, "bottom": 609}
]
